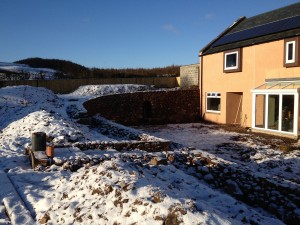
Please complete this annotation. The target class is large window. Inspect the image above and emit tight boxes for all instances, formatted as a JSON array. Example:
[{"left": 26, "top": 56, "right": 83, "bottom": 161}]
[
  {"left": 253, "top": 92, "right": 297, "bottom": 134},
  {"left": 207, "top": 92, "right": 221, "bottom": 112},
  {"left": 224, "top": 48, "right": 242, "bottom": 72},
  {"left": 284, "top": 37, "right": 299, "bottom": 67}
]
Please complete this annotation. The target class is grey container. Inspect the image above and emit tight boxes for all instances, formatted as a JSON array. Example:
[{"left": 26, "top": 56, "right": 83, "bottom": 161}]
[{"left": 32, "top": 132, "right": 46, "bottom": 152}]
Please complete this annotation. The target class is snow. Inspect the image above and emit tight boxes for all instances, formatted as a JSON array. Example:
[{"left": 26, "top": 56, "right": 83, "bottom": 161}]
[
  {"left": 0, "top": 62, "right": 57, "bottom": 80},
  {"left": 0, "top": 84, "right": 294, "bottom": 224},
  {"left": 0, "top": 170, "right": 35, "bottom": 225},
  {"left": 62, "top": 84, "right": 155, "bottom": 100},
  {"left": 137, "top": 124, "right": 300, "bottom": 185}
]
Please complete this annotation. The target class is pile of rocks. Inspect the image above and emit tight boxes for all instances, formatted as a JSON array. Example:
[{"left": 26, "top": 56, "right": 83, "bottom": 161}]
[
  {"left": 172, "top": 149, "right": 300, "bottom": 224},
  {"left": 52, "top": 154, "right": 110, "bottom": 172},
  {"left": 36, "top": 154, "right": 108, "bottom": 172},
  {"left": 72, "top": 140, "right": 170, "bottom": 152},
  {"left": 39, "top": 140, "right": 170, "bottom": 172},
  {"left": 39, "top": 143, "right": 298, "bottom": 224}
]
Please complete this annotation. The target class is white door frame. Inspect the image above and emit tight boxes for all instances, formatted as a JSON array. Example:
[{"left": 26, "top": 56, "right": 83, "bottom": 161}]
[{"left": 251, "top": 89, "right": 299, "bottom": 136}]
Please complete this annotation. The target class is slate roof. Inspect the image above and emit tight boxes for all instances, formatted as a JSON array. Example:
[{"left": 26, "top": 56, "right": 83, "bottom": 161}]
[{"left": 200, "top": 3, "right": 300, "bottom": 56}]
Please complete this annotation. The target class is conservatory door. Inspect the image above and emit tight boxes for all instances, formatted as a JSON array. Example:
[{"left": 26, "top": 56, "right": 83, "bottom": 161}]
[
  {"left": 267, "top": 95, "right": 279, "bottom": 130},
  {"left": 281, "top": 95, "right": 294, "bottom": 132}
]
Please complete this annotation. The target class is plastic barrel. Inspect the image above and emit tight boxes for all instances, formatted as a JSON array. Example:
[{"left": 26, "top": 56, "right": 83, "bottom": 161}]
[{"left": 32, "top": 132, "right": 46, "bottom": 152}]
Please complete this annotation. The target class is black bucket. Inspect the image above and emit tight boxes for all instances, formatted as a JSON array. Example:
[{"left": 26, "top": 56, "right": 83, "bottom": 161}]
[{"left": 32, "top": 132, "right": 46, "bottom": 152}]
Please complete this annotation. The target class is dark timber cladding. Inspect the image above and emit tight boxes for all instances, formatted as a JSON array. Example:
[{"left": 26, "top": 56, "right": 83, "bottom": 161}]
[{"left": 201, "top": 2, "right": 300, "bottom": 55}]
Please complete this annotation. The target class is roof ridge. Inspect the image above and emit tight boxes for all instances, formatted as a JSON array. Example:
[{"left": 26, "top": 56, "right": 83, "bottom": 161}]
[
  {"left": 229, "top": 2, "right": 300, "bottom": 33},
  {"left": 246, "top": 2, "right": 300, "bottom": 21}
]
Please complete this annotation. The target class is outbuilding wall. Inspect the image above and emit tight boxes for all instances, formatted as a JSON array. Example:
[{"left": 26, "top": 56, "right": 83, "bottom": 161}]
[{"left": 180, "top": 64, "right": 199, "bottom": 88}]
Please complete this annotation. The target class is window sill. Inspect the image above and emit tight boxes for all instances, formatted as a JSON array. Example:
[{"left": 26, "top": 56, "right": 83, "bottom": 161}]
[
  {"left": 224, "top": 68, "right": 242, "bottom": 73},
  {"left": 284, "top": 62, "right": 299, "bottom": 68},
  {"left": 206, "top": 110, "right": 221, "bottom": 114}
]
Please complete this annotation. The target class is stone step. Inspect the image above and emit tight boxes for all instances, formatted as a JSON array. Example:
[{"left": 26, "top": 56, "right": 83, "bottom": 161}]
[
  {"left": 0, "top": 204, "right": 11, "bottom": 224},
  {"left": 0, "top": 171, "right": 35, "bottom": 225}
]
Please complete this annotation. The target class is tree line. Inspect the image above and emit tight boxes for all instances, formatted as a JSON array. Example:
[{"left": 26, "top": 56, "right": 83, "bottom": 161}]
[{"left": 15, "top": 58, "right": 180, "bottom": 79}]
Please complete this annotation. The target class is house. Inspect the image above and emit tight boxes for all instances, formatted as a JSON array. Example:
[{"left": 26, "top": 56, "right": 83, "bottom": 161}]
[{"left": 199, "top": 2, "right": 300, "bottom": 137}]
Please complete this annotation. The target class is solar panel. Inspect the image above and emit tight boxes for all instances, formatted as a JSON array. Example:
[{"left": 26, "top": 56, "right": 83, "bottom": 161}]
[{"left": 212, "top": 15, "right": 300, "bottom": 47}]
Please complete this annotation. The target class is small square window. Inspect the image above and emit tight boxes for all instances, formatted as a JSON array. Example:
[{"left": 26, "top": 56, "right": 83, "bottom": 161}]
[
  {"left": 225, "top": 52, "right": 238, "bottom": 69},
  {"left": 224, "top": 48, "right": 242, "bottom": 72},
  {"left": 207, "top": 92, "right": 221, "bottom": 112},
  {"left": 284, "top": 37, "right": 299, "bottom": 67}
]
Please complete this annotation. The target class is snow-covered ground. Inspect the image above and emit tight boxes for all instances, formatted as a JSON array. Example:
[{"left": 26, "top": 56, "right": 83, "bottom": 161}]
[
  {"left": 0, "top": 84, "right": 297, "bottom": 224},
  {"left": 137, "top": 124, "right": 300, "bottom": 185},
  {"left": 0, "top": 62, "right": 57, "bottom": 80}
]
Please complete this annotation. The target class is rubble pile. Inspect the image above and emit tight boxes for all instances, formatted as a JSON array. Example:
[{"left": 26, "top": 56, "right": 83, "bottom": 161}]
[
  {"left": 73, "top": 140, "right": 170, "bottom": 152},
  {"left": 172, "top": 149, "right": 300, "bottom": 224},
  {"left": 39, "top": 146, "right": 299, "bottom": 224}
]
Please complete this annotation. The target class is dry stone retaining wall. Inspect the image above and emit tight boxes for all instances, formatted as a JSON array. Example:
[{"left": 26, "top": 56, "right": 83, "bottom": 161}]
[
  {"left": 83, "top": 89, "right": 200, "bottom": 126},
  {"left": 73, "top": 140, "right": 170, "bottom": 152}
]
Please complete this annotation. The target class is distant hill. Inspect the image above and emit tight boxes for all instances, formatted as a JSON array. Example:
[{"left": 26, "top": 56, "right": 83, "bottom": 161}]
[
  {"left": 13, "top": 57, "right": 180, "bottom": 79},
  {"left": 15, "top": 58, "right": 89, "bottom": 78},
  {"left": 0, "top": 62, "right": 58, "bottom": 80},
  {"left": 90, "top": 65, "right": 180, "bottom": 78}
]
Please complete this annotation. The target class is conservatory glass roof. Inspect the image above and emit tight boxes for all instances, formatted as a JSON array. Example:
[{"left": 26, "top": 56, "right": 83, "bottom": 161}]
[{"left": 254, "top": 81, "right": 300, "bottom": 90}]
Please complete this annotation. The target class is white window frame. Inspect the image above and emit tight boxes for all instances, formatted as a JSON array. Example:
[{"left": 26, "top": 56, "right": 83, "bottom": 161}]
[
  {"left": 206, "top": 92, "right": 221, "bottom": 113},
  {"left": 224, "top": 51, "right": 239, "bottom": 70},
  {"left": 285, "top": 40, "right": 296, "bottom": 64},
  {"left": 251, "top": 89, "right": 299, "bottom": 136}
]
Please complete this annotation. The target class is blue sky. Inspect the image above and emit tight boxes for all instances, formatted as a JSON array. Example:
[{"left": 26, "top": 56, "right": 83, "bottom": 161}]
[{"left": 0, "top": 0, "right": 299, "bottom": 68}]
